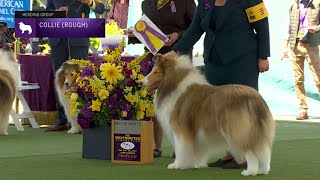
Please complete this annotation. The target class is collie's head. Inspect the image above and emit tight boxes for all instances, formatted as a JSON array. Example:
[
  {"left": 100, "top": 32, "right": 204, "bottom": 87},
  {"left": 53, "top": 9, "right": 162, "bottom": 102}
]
[
  {"left": 140, "top": 52, "right": 193, "bottom": 93},
  {"left": 56, "top": 62, "right": 80, "bottom": 90}
]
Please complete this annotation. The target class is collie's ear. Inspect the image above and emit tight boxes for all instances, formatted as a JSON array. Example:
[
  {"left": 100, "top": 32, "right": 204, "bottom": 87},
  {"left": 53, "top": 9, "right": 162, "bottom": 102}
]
[
  {"left": 153, "top": 54, "right": 163, "bottom": 62},
  {"left": 56, "top": 68, "right": 65, "bottom": 89}
]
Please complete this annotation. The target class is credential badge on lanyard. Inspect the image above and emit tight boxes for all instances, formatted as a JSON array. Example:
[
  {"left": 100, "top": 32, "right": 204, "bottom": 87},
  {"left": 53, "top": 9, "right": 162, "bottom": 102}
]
[
  {"left": 297, "top": 1, "right": 311, "bottom": 39},
  {"left": 170, "top": 1, "right": 176, "bottom": 13}
]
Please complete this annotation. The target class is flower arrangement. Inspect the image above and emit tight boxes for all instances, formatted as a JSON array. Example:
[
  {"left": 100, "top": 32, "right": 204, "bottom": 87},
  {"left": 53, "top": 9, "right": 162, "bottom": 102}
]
[
  {"left": 105, "top": 21, "right": 124, "bottom": 35},
  {"left": 67, "top": 39, "right": 155, "bottom": 129}
]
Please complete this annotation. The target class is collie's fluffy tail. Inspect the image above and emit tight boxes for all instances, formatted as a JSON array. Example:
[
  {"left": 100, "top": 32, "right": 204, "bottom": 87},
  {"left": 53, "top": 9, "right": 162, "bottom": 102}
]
[{"left": 0, "top": 70, "right": 16, "bottom": 111}]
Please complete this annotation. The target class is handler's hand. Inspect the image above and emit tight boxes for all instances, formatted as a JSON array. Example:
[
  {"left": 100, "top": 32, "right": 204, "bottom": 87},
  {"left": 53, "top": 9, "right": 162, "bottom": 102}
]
[
  {"left": 281, "top": 49, "right": 289, "bottom": 60},
  {"left": 58, "top": 6, "right": 69, "bottom": 12},
  {"left": 258, "top": 58, "right": 269, "bottom": 73},
  {"left": 124, "top": 29, "right": 135, "bottom": 37},
  {"left": 165, "top": 32, "right": 179, "bottom": 46},
  {"left": 80, "top": 0, "right": 91, "bottom": 4}
]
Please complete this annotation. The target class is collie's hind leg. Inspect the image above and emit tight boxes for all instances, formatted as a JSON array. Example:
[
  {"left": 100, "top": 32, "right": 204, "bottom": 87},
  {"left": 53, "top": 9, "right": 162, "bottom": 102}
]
[
  {"left": 257, "top": 146, "right": 271, "bottom": 175},
  {"left": 241, "top": 151, "right": 259, "bottom": 176},
  {"left": 168, "top": 134, "right": 196, "bottom": 170}
]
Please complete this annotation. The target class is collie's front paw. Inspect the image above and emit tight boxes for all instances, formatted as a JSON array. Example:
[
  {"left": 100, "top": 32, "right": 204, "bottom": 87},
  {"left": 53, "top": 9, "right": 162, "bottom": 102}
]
[
  {"left": 241, "top": 170, "right": 257, "bottom": 176},
  {"left": 167, "top": 163, "right": 177, "bottom": 169},
  {"left": 195, "top": 163, "right": 208, "bottom": 169},
  {"left": 67, "top": 128, "right": 82, "bottom": 134}
]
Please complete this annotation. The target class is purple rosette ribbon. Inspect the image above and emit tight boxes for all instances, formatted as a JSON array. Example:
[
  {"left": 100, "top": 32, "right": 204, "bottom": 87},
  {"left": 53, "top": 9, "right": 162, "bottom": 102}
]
[{"left": 134, "top": 20, "right": 167, "bottom": 53}]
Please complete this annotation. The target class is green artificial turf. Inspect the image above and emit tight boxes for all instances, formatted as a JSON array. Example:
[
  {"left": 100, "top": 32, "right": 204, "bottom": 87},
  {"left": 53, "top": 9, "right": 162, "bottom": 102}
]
[{"left": 0, "top": 121, "right": 320, "bottom": 180}]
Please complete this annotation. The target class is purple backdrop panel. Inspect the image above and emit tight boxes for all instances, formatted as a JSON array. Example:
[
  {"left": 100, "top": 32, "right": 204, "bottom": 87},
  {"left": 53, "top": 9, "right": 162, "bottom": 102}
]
[{"left": 19, "top": 54, "right": 56, "bottom": 111}]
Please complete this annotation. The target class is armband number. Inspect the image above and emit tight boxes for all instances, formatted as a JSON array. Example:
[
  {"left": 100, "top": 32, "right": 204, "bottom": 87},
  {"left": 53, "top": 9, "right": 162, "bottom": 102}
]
[{"left": 245, "top": 2, "right": 268, "bottom": 23}]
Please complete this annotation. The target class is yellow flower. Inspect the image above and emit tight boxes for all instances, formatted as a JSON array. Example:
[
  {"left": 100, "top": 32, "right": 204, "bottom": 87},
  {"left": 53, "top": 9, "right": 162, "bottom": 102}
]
[
  {"left": 70, "top": 93, "right": 78, "bottom": 102},
  {"left": 122, "top": 111, "right": 128, "bottom": 118},
  {"left": 136, "top": 110, "right": 145, "bottom": 120},
  {"left": 98, "top": 89, "right": 109, "bottom": 100},
  {"left": 124, "top": 86, "right": 133, "bottom": 93},
  {"left": 139, "top": 89, "right": 147, "bottom": 98},
  {"left": 70, "top": 107, "right": 77, "bottom": 116},
  {"left": 131, "top": 70, "right": 137, "bottom": 79},
  {"left": 139, "top": 103, "right": 147, "bottom": 111},
  {"left": 100, "top": 63, "right": 123, "bottom": 84},
  {"left": 107, "top": 85, "right": 114, "bottom": 91},
  {"left": 91, "top": 100, "right": 101, "bottom": 111},
  {"left": 125, "top": 92, "right": 138, "bottom": 105},
  {"left": 105, "top": 54, "right": 114, "bottom": 62},
  {"left": 146, "top": 106, "right": 155, "bottom": 117},
  {"left": 76, "top": 76, "right": 81, "bottom": 83},
  {"left": 89, "top": 76, "right": 106, "bottom": 97}
]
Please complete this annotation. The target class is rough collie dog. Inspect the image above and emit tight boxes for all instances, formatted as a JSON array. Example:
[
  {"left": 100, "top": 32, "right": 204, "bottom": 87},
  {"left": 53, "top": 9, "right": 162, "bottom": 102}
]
[
  {"left": 55, "top": 62, "right": 82, "bottom": 134},
  {"left": 140, "top": 53, "right": 275, "bottom": 176},
  {"left": 0, "top": 45, "right": 19, "bottom": 135}
]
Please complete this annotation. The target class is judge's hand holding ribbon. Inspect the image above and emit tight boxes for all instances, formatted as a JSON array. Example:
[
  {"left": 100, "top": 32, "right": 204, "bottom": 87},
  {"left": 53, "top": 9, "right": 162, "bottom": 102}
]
[
  {"left": 58, "top": 6, "right": 69, "bottom": 12},
  {"left": 80, "top": 0, "right": 91, "bottom": 4},
  {"left": 124, "top": 29, "right": 135, "bottom": 38},
  {"left": 165, "top": 32, "right": 179, "bottom": 46}
]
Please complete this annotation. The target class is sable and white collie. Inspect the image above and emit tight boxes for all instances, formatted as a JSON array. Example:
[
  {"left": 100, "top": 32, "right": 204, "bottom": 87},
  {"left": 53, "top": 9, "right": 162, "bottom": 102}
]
[
  {"left": 55, "top": 62, "right": 82, "bottom": 134},
  {"left": 0, "top": 45, "right": 19, "bottom": 135},
  {"left": 140, "top": 53, "right": 276, "bottom": 176}
]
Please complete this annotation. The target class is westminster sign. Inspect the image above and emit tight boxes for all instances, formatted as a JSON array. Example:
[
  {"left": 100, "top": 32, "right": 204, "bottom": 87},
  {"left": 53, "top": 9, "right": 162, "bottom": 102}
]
[{"left": 0, "top": 0, "right": 31, "bottom": 28}]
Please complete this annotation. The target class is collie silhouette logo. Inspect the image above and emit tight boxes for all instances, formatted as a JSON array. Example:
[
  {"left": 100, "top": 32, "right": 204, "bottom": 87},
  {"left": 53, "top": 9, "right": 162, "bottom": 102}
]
[{"left": 18, "top": 22, "right": 32, "bottom": 34}]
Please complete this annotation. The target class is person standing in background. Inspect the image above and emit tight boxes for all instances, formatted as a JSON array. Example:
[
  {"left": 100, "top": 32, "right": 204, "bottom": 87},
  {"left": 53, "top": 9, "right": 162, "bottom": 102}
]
[
  {"left": 282, "top": 0, "right": 320, "bottom": 120},
  {"left": 126, "top": 0, "right": 196, "bottom": 158},
  {"left": 106, "top": 0, "right": 129, "bottom": 29},
  {"left": 0, "top": 22, "right": 8, "bottom": 47},
  {"left": 45, "top": 0, "right": 104, "bottom": 132}
]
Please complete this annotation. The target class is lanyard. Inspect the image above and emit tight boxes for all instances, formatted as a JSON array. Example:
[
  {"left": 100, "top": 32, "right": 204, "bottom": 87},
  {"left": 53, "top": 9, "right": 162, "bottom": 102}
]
[{"left": 299, "top": 0, "right": 311, "bottom": 24}]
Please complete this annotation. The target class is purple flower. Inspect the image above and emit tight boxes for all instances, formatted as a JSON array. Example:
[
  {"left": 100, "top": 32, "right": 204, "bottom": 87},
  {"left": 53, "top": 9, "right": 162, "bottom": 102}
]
[
  {"left": 84, "top": 91, "right": 94, "bottom": 101},
  {"left": 120, "top": 102, "right": 131, "bottom": 111},
  {"left": 81, "top": 104, "right": 94, "bottom": 119},
  {"left": 123, "top": 65, "right": 132, "bottom": 78},
  {"left": 143, "top": 116, "right": 152, "bottom": 121},
  {"left": 89, "top": 53, "right": 104, "bottom": 67},
  {"left": 107, "top": 95, "right": 119, "bottom": 109},
  {"left": 77, "top": 114, "right": 92, "bottom": 129},
  {"left": 80, "top": 66, "right": 94, "bottom": 78},
  {"left": 78, "top": 87, "right": 94, "bottom": 101},
  {"left": 126, "top": 79, "right": 133, "bottom": 87},
  {"left": 204, "top": 0, "right": 211, "bottom": 11},
  {"left": 124, "top": 111, "right": 132, "bottom": 120},
  {"left": 111, "top": 114, "right": 120, "bottom": 120},
  {"left": 140, "top": 59, "right": 155, "bottom": 76}
]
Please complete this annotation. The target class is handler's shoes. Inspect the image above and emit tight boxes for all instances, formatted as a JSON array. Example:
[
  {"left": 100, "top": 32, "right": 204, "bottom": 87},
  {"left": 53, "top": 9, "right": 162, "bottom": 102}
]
[
  {"left": 222, "top": 160, "right": 247, "bottom": 169},
  {"left": 208, "top": 159, "right": 233, "bottom": 167},
  {"left": 153, "top": 149, "right": 162, "bottom": 158},
  {"left": 296, "top": 112, "right": 308, "bottom": 120},
  {"left": 45, "top": 124, "right": 69, "bottom": 132}
]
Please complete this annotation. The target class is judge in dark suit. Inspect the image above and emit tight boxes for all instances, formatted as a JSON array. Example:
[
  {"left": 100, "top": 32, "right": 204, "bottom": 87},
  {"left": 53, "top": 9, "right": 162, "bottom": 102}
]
[
  {"left": 171, "top": 0, "right": 270, "bottom": 168},
  {"left": 126, "top": 0, "right": 196, "bottom": 158},
  {"left": 45, "top": 0, "right": 104, "bottom": 132}
]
